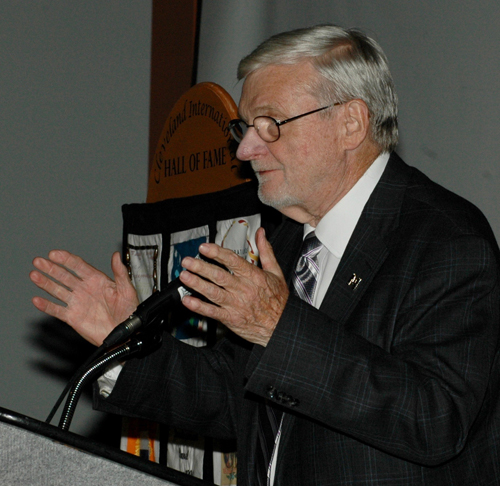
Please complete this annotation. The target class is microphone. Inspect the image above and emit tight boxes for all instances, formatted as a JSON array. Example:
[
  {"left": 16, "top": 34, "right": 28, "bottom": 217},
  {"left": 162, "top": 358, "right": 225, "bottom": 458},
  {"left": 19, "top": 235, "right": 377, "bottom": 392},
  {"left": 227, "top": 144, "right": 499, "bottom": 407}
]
[{"left": 102, "top": 276, "right": 192, "bottom": 349}]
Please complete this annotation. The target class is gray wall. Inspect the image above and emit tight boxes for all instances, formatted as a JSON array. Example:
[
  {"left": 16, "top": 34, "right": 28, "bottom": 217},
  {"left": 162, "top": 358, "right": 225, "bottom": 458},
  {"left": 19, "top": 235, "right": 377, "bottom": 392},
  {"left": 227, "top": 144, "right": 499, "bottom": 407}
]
[
  {"left": 197, "top": 0, "right": 500, "bottom": 241},
  {"left": 1, "top": 0, "right": 499, "bottom": 439},
  {"left": 0, "top": 2, "right": 152, "bottom": 434}
]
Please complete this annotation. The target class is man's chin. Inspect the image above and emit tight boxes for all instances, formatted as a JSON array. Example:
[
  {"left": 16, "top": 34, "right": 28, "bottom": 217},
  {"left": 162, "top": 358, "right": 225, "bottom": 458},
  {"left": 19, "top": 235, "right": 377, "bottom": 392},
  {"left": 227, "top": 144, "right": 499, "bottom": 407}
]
[{"left": 257, "top": 185, "right": 298, "bottom": 211}]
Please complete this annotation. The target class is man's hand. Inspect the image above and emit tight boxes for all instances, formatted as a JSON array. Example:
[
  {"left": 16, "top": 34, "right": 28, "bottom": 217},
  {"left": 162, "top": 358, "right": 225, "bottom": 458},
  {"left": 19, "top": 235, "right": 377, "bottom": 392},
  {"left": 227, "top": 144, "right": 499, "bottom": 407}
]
[
  {"left": 179, "top": 227, "right": 289, "bottom": 347},
  {"left": 30, "top": 251, "right": 139, "bottom": 346}
]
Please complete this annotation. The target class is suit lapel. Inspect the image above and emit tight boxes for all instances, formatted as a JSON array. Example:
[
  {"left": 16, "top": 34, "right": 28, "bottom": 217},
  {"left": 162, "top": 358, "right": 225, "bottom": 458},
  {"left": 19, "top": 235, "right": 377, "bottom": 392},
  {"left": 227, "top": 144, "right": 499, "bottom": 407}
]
[
  {"left": 320, "top": 223, "right": 388, "bottom": 323},
  {"left": 319, "top": 153, "right": 409, "bottom": 325}
]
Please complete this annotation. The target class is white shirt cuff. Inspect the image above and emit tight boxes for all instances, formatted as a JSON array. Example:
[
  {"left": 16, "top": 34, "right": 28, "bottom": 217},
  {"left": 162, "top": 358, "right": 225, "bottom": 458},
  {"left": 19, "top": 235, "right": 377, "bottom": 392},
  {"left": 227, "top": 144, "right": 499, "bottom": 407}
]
[{"left": 97, "top": 361, "right": 124, "bottom": 398}]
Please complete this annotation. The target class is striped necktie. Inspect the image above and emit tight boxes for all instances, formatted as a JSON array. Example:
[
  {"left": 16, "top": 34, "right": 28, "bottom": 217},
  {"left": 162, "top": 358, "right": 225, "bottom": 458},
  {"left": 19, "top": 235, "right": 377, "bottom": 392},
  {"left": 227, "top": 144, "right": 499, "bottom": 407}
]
[
  {"left": 256, "top": 231, "right": 323, "bottom": 485},
  {"left": 293, "top": 231, "right": 323, "bottom": 304}
]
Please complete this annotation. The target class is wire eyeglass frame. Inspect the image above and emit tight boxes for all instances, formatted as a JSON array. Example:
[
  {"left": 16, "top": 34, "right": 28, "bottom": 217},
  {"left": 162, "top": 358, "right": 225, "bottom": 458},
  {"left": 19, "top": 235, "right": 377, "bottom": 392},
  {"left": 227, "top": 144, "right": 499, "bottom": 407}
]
[{"left": 229, "top": 103, "right": 341, "bottom": 143}]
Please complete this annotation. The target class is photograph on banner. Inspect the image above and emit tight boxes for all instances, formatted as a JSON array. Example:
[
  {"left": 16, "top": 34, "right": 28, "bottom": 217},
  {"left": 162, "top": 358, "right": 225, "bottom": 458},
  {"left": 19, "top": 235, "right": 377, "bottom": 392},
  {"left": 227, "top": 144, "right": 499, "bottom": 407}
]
[
  {"left": 168, "top": 225, "right": 210, "bottom": 342},
  {"left": 215, "top": 214, "right": 261, "bottom": 266},
  {"left": 126, "top": 233, "right": 163, "bottom": 302}
]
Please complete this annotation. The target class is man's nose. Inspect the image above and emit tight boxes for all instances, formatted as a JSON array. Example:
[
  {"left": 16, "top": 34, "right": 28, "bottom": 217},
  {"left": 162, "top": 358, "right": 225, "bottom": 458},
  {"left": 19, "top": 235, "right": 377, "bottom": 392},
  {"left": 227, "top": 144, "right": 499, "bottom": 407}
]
[{"left": 236, "top": 128, "right": 268, "bottom": 161}]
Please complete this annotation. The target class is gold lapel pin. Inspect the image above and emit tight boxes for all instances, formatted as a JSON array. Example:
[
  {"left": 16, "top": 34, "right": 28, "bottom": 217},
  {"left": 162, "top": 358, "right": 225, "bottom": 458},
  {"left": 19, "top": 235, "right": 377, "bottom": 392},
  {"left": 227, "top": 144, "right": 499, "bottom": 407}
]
[{"left": 347, "top": 273, "right": 362, "bottom": 290}]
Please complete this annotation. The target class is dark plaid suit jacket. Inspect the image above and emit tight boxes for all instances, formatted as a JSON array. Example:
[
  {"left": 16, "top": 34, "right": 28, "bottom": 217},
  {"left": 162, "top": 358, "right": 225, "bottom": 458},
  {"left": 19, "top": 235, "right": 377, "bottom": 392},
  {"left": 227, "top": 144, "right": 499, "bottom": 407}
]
[{"left": 98, "top": 153, "right": 500, "bottom": 485}]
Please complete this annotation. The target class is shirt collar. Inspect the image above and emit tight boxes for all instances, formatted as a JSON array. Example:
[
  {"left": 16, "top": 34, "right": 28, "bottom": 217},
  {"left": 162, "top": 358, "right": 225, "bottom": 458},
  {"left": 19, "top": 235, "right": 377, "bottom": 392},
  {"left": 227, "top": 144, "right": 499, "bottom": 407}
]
[{"left": 304, "top": 152, "right": 390, "bottom": 257}]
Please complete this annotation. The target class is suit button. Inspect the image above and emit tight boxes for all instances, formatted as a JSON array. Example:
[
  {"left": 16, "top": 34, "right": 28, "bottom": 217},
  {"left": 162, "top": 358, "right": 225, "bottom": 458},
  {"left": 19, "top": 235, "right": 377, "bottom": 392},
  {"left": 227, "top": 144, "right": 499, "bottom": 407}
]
[
  {"left": 266, "top": 385, "right": 276, "bottom": 399},
  {"left": 288, "top": 398, "right": 300, "bottom": 407}
]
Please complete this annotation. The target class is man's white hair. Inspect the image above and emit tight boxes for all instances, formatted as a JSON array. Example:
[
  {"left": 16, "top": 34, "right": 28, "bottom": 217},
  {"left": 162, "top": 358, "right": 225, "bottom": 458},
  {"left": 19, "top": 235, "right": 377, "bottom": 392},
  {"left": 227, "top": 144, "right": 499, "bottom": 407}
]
[{"left": 238, "top": 24, "right": 398, "bottom": 153}]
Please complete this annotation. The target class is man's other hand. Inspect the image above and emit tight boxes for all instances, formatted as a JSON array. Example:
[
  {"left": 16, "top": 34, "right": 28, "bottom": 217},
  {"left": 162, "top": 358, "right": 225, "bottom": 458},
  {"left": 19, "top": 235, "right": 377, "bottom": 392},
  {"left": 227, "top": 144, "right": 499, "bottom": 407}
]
[{"left": 30, "top": 251, "right": 139, "bottom": 346}]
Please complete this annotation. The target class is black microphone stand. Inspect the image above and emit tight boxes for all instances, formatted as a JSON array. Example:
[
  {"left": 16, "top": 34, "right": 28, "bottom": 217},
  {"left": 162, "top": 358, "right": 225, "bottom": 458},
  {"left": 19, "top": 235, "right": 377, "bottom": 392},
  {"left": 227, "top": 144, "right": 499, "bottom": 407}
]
[{"left": 52, "top": 321, "right": 164, "bottom": 432}]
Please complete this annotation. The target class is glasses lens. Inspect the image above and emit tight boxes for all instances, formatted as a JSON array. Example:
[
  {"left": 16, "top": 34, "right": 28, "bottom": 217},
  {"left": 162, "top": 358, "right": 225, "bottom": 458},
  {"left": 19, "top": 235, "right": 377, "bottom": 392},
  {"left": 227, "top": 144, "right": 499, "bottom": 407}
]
[
  {"left": 229, "top": 119, "right": 246, "bottom": 143},
  {"left": 254, "top": 116, "right": 279, "bottom": 142}
]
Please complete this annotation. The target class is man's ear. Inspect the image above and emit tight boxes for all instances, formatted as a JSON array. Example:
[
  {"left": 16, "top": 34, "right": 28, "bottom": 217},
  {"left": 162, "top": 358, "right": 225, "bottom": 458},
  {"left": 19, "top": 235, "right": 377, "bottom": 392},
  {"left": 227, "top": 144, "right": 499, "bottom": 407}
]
[{"left": 343, "top": 99, "right": 370, "bottom": 150}]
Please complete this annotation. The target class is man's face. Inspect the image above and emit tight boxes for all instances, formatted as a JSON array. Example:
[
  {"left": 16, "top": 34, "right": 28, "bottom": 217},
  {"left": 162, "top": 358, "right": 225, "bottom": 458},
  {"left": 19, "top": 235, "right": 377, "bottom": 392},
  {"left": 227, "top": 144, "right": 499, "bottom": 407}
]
[{"left": 236, "top": 62, "right": 349, "bottom": 225}]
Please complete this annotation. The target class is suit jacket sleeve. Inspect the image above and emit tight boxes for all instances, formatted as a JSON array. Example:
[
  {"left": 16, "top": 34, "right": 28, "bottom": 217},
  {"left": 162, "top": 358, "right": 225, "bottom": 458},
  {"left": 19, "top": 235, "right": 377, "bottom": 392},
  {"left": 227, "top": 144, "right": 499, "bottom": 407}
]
[{"left": 94, "top": 328, "right": 249, "bottom": 441}]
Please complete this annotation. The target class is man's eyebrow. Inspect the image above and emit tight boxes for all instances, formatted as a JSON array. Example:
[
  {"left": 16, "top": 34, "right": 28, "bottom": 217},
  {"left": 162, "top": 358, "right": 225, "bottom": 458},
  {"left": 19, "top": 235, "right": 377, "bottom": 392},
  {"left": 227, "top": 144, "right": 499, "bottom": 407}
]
[{"left": 238, "top": 103, "right": 286, "bottom": 122}]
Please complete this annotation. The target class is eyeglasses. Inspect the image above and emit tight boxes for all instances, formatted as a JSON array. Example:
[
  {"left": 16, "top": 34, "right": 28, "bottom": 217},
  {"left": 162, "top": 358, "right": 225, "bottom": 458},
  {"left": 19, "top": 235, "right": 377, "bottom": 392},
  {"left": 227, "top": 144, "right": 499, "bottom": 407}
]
[{"left": 229, "top": 104, "right": 340, "bottom": 143}]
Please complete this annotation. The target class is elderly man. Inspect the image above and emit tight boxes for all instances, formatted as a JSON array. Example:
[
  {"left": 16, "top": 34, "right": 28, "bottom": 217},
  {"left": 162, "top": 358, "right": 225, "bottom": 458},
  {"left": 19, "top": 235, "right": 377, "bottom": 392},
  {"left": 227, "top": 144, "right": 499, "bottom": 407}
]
[{"left": 31, "top": 25, "right": 500, "bottom": 485}]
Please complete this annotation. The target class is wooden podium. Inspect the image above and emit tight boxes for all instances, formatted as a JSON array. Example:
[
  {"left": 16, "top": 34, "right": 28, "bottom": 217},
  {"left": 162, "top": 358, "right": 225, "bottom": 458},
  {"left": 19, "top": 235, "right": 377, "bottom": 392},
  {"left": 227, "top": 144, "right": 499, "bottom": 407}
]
[{"left": 0, "top": 406, "right": 214, "bottom": 485}]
